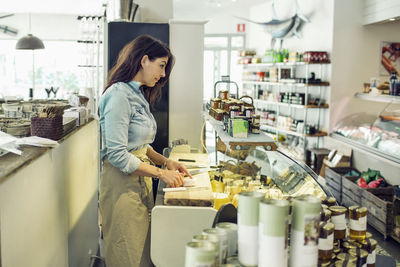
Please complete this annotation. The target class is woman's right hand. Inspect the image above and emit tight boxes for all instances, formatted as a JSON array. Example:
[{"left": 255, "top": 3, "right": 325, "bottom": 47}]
[{"left": 159, "top": 169, "right": 184, "bottom": 187}]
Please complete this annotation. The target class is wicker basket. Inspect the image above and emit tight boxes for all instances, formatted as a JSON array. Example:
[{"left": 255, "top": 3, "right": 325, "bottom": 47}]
[{"left": 31, "top": 116, "right": 63, "bottom": 141}]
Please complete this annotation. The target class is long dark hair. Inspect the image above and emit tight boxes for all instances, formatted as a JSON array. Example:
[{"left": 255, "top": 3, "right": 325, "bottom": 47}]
[{"left": 104, "top": 35, "right": 174, "bottom": 106}]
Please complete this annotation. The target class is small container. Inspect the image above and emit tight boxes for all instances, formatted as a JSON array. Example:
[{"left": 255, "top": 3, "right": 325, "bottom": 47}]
[
  {"left": 318, "top": 222, "right": 334, "bottom": 260},
  {"left": 219, "top": 90, "right": 229, "bottom": 100},
  {"left": 216, "top": 222, "right": 238, "bottom": 257},
  {"left": 349, "top": 206, "right": 368, "bottom": 241},
  {"left": 252, "top": 114, "right": 260, "bottom": 125},
  {"left": 244, "top": 106, "right": 255, "bottom": 118},
  {"left": 229, "top": 106, "right": 240, "bottom": 119},
  {"left": 336, "top": 253, "right": 358, "bottom": 264},
  {"left": 185, "top": 241, "right": 217, "bottom": 267},
  {"left": 335, "top": 260, "right": 357, "bottom": 267},
  {"left": 329, "top": 206, "right": 347, "bottom": 240},
  {"left": 365, "top": 232, "right": 372, "bottom": 240},
  {"left": 348, "top": 248, "right": 368, "bottom": 267},
  {"left": 192, "top": 234, "right": 220, "bottom": 265},
  {"left": 321, "top": 204, "right": 329, "bottom": 210},
  {"left": 203, "top": 228, "right": 229, "bottom": 265},
  {"left": 320, "top": 209, "right": 332, "bottom": 222},
  {"left": 323, "top": 197, "right": 337, "bottom": 207},
  {"left": 342, "top": 241, "right": 362, "bottom": 253},
  {"left": 211, "top": 98, "right": 222, "bottom": 109},
  {"left": 360, "top": 238, "right": 377, "bottom": 267},
  {"left": 214, "top": 109, "right": 225, "bottom": 121},
  {"left": 318, "top": 259, "right": 332, "bottom": 267}
]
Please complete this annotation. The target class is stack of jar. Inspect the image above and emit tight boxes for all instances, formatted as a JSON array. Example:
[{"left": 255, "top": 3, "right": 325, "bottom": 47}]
[{"left": 318, "top": 197, "right": 376, "bottom": 267}]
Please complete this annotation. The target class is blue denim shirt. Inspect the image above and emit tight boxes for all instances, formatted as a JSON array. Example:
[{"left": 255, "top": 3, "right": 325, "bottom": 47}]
[{"left": 99, "top": 80, "right": 157, "bottom": 174}]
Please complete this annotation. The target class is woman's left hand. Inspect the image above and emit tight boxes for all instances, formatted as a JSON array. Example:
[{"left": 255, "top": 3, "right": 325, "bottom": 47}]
[{"left": 166, "top": 159, "right": 193, "bottom": 178}]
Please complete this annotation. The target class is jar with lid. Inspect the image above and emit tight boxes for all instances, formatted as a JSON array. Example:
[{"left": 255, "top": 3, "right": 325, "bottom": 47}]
[
  {"left": 252, "top": 114, "right": 260, "bottom": 125},
  {"left": 335, "top": 260, "right": 357, "bottom": 267},
  {"left": 349, "top": 206, "right": 368, "bottom": 241},
  {"left": 360, "top": 238, "right": 377, "bottom": 267},
  {"left": 243, "top": 106, "right": 255, "bottom": 118},
  {"left": 329, "top": 206, "right": 347, "bottom": 240},
  {"left": 320, "top": 209, "right": 332, "bottom": 222},
  {"left": 342, "top": 241, "right": 362, "bottom": 253},
  {"left": 348, "top": 248, "right": 368, "bottom": 267},
  {"left": 318, "top": 222, "right": 334, "bottom": 260},
  {"left": 229, "top": 106, "right": 240, "bottom": 119},
  {"left": 336, "top": 253, "right": 358, "bottom": 265},
  {"left": 219, "top": 90, "right": 229, "bottom": 100},
  {"left": 323, "top": 197, "right": 337, "bottom": 207},
  {"left": 211, "top": 98, "right": 222, "bottom": 109}
]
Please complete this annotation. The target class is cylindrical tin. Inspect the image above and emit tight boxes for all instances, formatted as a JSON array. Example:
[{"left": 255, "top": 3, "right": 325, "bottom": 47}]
[
  {"left": 360, "top": 238, "right": 377, "bottom": 267},
  {"left": 318, "top": 222, "right": 334, "bottom": 260},
  {"left": 329, "top": 206, "right": 347, "bottom": 240},
  {"left": 323, "top": 197, "right": 337, "bottom": 207},
  {"left": 211, "top": 98, "right": 222, "bottom": 109},
  {"left": 203, "top": 228, "right": 229, "bottom": 265},
  {"left": 320, "top": 208, "right": 332, "bottom": 222},
  {"left": 348, "top": 248, "right": 368, "bottom": 267},
  {"left": 238, "top": 191, "right": 264, "bottom": 266},
  {"left": 219, "top": 90, "right": 229, "bottom": 100},
  {"left": 216, "top": 222, "right": 238, "bottom": 257},
  {"left": 192, "top": 234, "right": 220, "bottom": 265},
  {"left": 258, "top": 199, "right": 290, "bottom": 267},
  {"left": 349, "top": 206, "right": 368, "bottom": 241},
  {"left": 185, "top": 241, "right": 217, "bottom": 267},
  {"left": 289, "top": 195, "right": 321, "bottom": 267}
]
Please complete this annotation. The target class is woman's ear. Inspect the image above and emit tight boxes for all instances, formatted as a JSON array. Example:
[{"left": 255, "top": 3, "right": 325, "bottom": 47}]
[{"left": 141, "top": 55, "right": 149, "bottom": 67}]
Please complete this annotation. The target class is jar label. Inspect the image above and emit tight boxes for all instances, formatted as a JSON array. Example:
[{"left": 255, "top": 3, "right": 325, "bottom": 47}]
[
  {"left": 350, "top": 216, "right": 367, "bottom": 231},
  {"left": 318, "top": 232, "right": 333, "bottom": 250},
  {"left": 367, "top": 250, "right": 376, "bottom": 264},
  {"left": 331, "top": 214, "right": 346, "bottom": 230}
]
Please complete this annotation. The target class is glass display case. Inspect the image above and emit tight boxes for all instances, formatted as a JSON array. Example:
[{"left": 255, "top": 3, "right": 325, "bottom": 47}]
[{"left": 332, "top": 103, "right": 400, "bottom": 162}]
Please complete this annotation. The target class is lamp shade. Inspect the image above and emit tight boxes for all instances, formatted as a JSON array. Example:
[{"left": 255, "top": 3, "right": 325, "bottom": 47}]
[{"left": 16, "top": 34, "right": 44, "bottom": 50}]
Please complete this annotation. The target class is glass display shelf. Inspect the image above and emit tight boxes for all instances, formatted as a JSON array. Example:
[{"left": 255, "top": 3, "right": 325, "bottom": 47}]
[
  {"left": 261, "top": 124, "right": 328, "bottom": 138},
  {"left": 254, "top": 99, "right": 329, "bottom": 109},
  {"left": 355, "top": 92, "right": 400, "bottom": 104}
]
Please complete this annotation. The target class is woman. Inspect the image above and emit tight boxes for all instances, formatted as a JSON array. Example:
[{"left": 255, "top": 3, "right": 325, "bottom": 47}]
[{"left": 99, "top": 35, "right": 191, "bottom": 267}]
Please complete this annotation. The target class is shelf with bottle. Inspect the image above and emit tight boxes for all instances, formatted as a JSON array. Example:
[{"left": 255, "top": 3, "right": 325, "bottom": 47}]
[
  {"left": 253, "top": 99, "right": 329, "bottom": 109},
  {"left": 238, "top": 49, "right": 330, "bottom": 65},
  {"left": 242, "top": 80, "right": 330, "bottom": 87}
]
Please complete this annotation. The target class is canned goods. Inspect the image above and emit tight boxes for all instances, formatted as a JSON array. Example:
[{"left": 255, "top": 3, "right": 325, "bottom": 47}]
[
  {"left": 329, "top": 206, "right": 347, "bottom": 240},
  {"left": 360, "top": 238, "right": 377, "bottom": 267},
  {"left": 259, "top": 199, "right": 289, "bottom": 267},
  {"left": 349, "top": 206, "right": 368, "bottom": 241},
  {"left": 203, "top": 228, "right": 229, "bottom": 265},
  {"left": 289, "top": 195, "right": 321, "bottom": 267},
  {"left": 192, "top": 234, "right": 220, "bottom": 266},
  {"left": 185, "top": 241, "right": 217, "bottom": 267},
  {"left": 216, "top": 222, "right": 238, "bottom": 257},
  {"left": 318, "top": 222, "right": 334, "bottom": 260},
  {"left": 238, "top": 191, "right": 265, "bottom": 266}
]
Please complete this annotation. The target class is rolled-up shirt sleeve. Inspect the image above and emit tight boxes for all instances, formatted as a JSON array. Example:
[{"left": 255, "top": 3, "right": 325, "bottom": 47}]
[{"left": 102, "top": 89, "right": 141, "bottom": 174}]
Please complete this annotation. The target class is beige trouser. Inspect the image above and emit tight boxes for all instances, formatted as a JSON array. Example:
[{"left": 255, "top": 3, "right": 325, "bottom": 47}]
[{"left": 100, "top": 147, "right": 154, "bottom": 267}]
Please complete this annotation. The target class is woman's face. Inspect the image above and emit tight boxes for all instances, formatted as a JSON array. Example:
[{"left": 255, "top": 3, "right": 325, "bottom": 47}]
[{"left": 140, "top": 56, "right": 168, "bottom": 87}]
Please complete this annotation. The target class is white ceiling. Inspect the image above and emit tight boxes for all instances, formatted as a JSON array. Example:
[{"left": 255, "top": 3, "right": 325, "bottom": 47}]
[{"left": 0, "top": 0, "right": 267, "bottom": 17}]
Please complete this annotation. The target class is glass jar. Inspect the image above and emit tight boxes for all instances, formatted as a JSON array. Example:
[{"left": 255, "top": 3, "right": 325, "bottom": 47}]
[
  {"left": 323, "top": 197, "right": 337, "bottom": 207},
  {"left": 335, "top": 260, "right": 357, "bottom": 267},
  {"left": 342, "top": 241, "right": 362, "bottom": 253},
  {"left": 229, "top": 106, "right": 240, "bottom": 119},
  {"left": 360, "top": 238, "right": 377, "bottom": 267},
  {"left": 349, "top": 206, "right": 368, "bottom": 241},
  {"left": 211, "top": 98, "right": 222, "bottom": 109},
  {"left": 321, "top": 209, "right": 332, "bottom": 222},
  {"left": 219, "top": 90, "right": 229, "bottom": 100},
  {"left": 348, "top": 248, "right": 368, "bottom": 267},
  {"left": 329, "top": 206, "right": 347, "bottom": 240},
  {"left": 318, "top": 222, "right": 334, "bottom": 260},
  {"left": 336, "top": 253, "right": 358, "bottom": 264}
]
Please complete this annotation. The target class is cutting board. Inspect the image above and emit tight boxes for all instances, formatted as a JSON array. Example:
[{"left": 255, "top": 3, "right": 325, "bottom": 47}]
[{"left": 164, "top": 152, "right": 214, "bottom": 207}]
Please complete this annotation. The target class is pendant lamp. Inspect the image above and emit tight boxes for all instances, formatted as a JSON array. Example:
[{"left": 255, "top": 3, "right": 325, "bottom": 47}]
[{"left": 15, "top": 14, "right": 44, "bottom": 99}]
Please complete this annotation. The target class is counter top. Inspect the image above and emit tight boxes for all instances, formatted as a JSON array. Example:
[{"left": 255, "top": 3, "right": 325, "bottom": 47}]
[{"left": 0, "top": 119, "right": 95, "bottom": 183}]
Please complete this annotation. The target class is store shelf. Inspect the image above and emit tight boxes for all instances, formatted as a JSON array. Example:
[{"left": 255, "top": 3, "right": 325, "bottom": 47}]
[
  {"left": 203, "top": 112, "right": 277, "bottom": 150},
  {"left": 254, "top": 99, "right": 329, "bottom": 109},
  {"left": 260, "top": 124, "right": 328, "bottom": 138},
  {"left": 77, "top": 65, "right": 103, "bottom": 68},
  {"left": 239, "top": 62, "right": 330, "bottom": 67},
  {"left": 242, "top": 80, "right": 330, "bottom": 87},
  {"left": 355, "top": 92, "right": 400, "bottom": 104},
  {"left": 330, "top": 133, "right": 400, "bottom": 165}
]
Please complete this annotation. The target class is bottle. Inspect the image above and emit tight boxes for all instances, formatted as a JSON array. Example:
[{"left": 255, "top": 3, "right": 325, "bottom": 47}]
[{"left": 389, "top": 72, "right": 397, "bottom": 95}]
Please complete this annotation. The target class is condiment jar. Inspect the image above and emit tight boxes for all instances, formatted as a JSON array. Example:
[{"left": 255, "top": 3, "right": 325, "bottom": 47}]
[
  {"left": 323, "top": 197, "right": 337, "bottom": 207},
  {"left": 211, "top": 98, "right": 222, "bottom": 109},
  {"left": 318, "top": 222, "right": 335, "bottom": 260},
  {"left": 342, "top": 241, "right": 362, "bottom": 252},
  {"left": 321, "top": 209, "right": 332, "bottom": 222},
  {"left": 329, "top": 206, "right": 347, "bottom": 240},
  {"left": 348, "top": 248, "right": 368, "bottom": 267},
  {"left": 360, "top": 238, "right": 377, "bottom": 267},
  {"left": 336, "top": 253, "right": 358, "bottom": 264},
  {"left": 243, "top": 106, "right": 255, "bottom": 118},
  {"left": 229, "top": 106, "right": 240, "bottom": 119},
  {"left": 335, "top": 260, "right": 357, "bottom": 267},
  {"left": 219, "top": 90, "right": 229, "bottom": 100},
  {"left": 349, "top": 206, "right": 368, "bottom": 241}
]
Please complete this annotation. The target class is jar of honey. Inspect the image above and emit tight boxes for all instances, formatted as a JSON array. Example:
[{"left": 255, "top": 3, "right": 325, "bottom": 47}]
[
  {"left": 360, "top": 238, "right": 377, "bottom": 267},
  {"left": 342, "top": 241, "right": 361, "bottom": 253},
  {"left": 219, "top": 90, "right": 229, "bottom": 100},
  {"left": 229, "top": 106, "right": 240, "bottom": 119},
  {"left": 348, "top": 248, "right": 368, "bottom": 267},
  {"left": 318, "top": 222, "right": 335, "bottom": 260},
  {"left": 349, "top": 206, "right": 368, "bottom": 241},
  {"left": 211, "top": 98, "right": 222, "bottom": 109},
  {"left": 321, "top": 209, "right": 332, "bottom": 222},
  {"left": 323, "top": 197, "right": 337, "bottom": 207},
  {"left": 335, "top": 260, "right": 356, "bottom": 267},
  {"left": 336, "top": 253, "right": 357, "bottom": 265},
  {"left": 329, "top": 206, "right": 347, "bottom": 240}
]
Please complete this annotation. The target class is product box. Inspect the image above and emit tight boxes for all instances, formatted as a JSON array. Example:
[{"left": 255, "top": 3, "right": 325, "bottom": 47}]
[
  {"left": 63, "top": 107, "right": 88, "bottom": 126},
  {"left": 228, "top": 119, "right": 248, "bottom": 138}
]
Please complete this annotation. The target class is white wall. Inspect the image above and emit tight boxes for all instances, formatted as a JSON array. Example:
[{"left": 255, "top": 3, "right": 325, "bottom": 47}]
[
  {"left": 169, "top": 20, "right": 205, "bottom": 149},
  {"left": 363, "top": 0, "right": 400, "bottom": 25},
  {"left": 330, "top": 0, "right": 400, "bottom": 130},
  {"left": 204, "top": 9, "right": 250, "bottom": 34}
]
